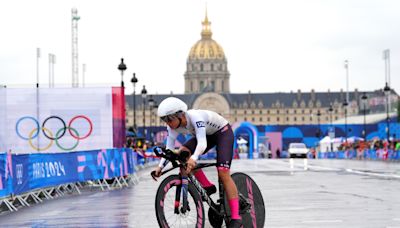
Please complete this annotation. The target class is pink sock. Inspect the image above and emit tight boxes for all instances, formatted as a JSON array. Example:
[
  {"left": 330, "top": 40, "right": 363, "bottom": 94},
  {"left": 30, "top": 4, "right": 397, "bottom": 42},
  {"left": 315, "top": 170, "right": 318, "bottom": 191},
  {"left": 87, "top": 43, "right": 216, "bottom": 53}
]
[
  {"left": 229, "top": 198, "right": 241, "bottom": 220},
  {"left": 194, "top": 169, "right": 214, "bottom": 187}
]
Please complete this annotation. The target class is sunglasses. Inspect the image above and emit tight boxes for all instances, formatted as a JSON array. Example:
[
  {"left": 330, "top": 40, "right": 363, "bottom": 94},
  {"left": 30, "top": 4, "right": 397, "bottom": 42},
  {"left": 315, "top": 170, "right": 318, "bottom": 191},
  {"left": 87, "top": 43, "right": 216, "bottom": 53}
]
[{"left": 160, "top": 115, "right": 176, "bottom": 122}]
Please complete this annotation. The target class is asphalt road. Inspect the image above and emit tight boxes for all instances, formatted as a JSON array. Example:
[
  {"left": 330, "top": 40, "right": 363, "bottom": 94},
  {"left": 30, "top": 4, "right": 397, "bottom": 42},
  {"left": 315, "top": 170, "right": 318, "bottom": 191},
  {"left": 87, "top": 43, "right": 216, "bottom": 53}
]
[{"left": 1, "top": 159, "right": 400, "bottom": 228}]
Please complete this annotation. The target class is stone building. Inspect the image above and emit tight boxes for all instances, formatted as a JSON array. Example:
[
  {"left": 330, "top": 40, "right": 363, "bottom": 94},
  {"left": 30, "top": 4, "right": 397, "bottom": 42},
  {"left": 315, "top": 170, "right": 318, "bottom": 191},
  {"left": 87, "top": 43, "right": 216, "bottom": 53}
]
[{"left": 126, "top": 13, "right": 397, "bottom": 131}]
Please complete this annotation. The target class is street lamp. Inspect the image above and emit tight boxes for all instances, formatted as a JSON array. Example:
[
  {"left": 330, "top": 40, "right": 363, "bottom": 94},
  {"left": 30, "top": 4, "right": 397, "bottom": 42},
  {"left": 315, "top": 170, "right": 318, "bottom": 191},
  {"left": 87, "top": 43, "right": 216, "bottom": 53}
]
[
  {"left": 328, "top": 104, "right": 334, "bottom": 151},
  {"left": 131, "top": 73, "right": 138, "bottom": 132},
  {"left": 361, "top": 92, "right": 368, "bottom": 140},
  {"left": 384, "top": 83, "right": 391, "bottom": 141},
  {"left": 316, "top": 110, "right": 321, "bottom": 139},
  {"left": 141, "top": 85, "right": 147, "bottom": 138},
  {"left": 148, "top": 95, "right": 155, "bottom": 143},
  {"left": 118, "top": 58, "right": 127, "bottom": 88},
  {"left": 148, "top": 95, "right": 155, "bottom": 127},
  {"left": 343, "top": 100, "right": 348, "bottom": 142}
]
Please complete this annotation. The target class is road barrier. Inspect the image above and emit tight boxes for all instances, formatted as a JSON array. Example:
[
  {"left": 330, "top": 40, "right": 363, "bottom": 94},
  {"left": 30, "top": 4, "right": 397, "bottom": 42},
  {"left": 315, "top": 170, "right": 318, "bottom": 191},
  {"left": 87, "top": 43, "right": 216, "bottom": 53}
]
[
  {"left": 317, "top": 149, "right": 400, "bottom": 160},
  {"left": 0, "top": 148, "right": 156, "bottom": 213}
]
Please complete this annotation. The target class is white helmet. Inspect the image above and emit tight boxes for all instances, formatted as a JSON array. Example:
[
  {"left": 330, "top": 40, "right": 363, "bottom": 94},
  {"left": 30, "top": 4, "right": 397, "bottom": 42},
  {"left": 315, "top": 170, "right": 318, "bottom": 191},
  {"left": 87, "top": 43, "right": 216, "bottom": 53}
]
[{"left": 157, "top": 97, "right": 188, "bottom": 117}]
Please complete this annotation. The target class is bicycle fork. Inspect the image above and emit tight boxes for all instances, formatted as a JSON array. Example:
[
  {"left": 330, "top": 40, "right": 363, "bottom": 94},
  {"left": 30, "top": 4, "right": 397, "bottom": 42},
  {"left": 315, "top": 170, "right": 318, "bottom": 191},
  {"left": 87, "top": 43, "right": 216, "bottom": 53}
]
[{"left": 175, "top": 169, "right": 189, "bottom": 214}]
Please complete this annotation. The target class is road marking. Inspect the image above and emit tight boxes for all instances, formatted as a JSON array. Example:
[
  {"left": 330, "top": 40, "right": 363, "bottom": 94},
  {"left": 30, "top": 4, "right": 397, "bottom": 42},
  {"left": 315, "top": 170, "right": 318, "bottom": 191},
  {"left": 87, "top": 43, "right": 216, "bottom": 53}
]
[
  {"left": 301, "top": 219, "right": 343, "bottom": 223},
  {"left": 393, "top": 218, "right": 400, "bottom": 221},
  {"left": 40, "top": 210, "right": 63, "bottom": 216},
  {"left": 346, "top": 169, "right": 400, "bottom": 179}
]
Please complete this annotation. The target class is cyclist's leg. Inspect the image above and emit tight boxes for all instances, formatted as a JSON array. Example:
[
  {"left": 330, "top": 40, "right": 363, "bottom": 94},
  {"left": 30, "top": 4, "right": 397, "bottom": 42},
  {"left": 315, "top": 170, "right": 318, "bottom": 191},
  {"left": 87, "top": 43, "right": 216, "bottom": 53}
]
[
  {"left": 181, "top": 138, "right": 216, "bottom": 189},
  {"left": 215, "top": 125, "right": 242, "bottom": 222}
]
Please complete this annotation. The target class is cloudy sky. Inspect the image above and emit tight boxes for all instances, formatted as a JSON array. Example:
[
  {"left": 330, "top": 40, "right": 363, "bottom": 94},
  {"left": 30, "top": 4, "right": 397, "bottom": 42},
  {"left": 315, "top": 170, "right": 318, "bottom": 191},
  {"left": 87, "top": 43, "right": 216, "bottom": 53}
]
[{"left": 1, "top": 0, "right": 399, "bottom": 95}]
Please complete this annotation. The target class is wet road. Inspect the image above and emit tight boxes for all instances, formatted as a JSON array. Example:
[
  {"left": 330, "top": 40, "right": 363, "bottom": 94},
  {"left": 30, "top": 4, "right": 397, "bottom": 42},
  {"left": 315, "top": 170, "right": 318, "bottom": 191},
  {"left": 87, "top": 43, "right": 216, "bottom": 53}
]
[{"left": 1, "top": 159, "right": 400, "bottom": 228}]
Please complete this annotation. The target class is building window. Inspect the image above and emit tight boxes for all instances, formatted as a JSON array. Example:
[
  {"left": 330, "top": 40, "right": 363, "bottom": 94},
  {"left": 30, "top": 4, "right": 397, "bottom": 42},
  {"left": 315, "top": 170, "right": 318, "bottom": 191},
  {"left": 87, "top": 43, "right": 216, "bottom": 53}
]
[
  {"left": 244, "top": 117, "right": 247, "bottom": 121},
  {"left": 252, "top": 117, "right": 255, "bottom": 122},
  {"left": 294, "top": 110, "right": 297, "bottom": 114},
  {"left": 277, "top": 117, "right": 280, "bottom": 122},
  {"left": 211, "top": 81, "right": 215, "bottom": 91},
  {"left": 259, "top": 117, "right": 262, "bottom": 121},
  {"left": 200, "top": 81, "right": 204, "bottom": 90},
  {"left": 302, "top": 109, "right": 305, "bottom": 114},
  {"left": 211, "top": 64, "right": 214, "bottom": 71},
  {"left": 190, "top": 81, "right": 193, "bottom": 91},
  {"left": 277, "top": 110, "right": 280, "bottom": 114},
  {"left": 286, "top": 117, "right": 289, "bottom": 121},
  {"left": 259, "top": 110, "right": 262, "bottom": 114},
  {"left": 267, "top": 110, "right": 270, "bottom": 114},
  {"left": 267, "top": 117, "right": 270, "bottom": 121},
  {"left": 310, "top": 117, "right": 312, "bottom": 121},
  {"left": 252, "top": 110, "right": 255, "bottom": 114},
  {"left": 286, "top": 110, "right": 289, "bottom": 114},
  {"left": 294, "top": 117, "right": 297, "bottom": 122},
  {"left": 200, "top": 63, "right": 204, "bottom": 71}
]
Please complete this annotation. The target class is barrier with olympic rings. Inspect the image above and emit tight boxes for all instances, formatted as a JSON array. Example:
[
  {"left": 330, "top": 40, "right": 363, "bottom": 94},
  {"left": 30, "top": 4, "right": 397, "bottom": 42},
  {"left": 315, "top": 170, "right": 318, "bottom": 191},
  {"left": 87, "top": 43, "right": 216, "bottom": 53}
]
[{"left": 15, "top": 115, "right": 94, "bottom": 152}]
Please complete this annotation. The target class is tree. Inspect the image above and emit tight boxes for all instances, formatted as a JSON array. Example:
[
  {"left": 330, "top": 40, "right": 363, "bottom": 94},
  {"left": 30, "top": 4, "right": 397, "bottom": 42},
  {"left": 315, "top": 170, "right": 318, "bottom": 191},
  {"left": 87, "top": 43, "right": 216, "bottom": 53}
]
[{"left": 398, "top": 99, "right": 400, "bottom": 122}]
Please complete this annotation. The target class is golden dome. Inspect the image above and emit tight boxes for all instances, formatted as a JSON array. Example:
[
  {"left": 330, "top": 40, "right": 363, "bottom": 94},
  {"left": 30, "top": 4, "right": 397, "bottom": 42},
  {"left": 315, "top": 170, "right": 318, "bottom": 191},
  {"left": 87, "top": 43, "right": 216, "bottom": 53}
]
[{"left": 188, "top": 12, "right": 225, "bottom": 60}]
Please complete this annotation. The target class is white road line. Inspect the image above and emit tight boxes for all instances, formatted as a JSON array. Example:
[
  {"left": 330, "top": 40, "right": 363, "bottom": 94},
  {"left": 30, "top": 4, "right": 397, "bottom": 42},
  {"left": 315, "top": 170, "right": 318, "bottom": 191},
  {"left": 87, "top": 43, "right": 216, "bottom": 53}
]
[
  {"left": 301, "top": 219, "right": 343, "bottom": 223},
  {"left": 346, "top": 169, "right": 400, "bottom": 179},
  {"left": 40, "top": 210, "right": 63, "bottom": 217}
]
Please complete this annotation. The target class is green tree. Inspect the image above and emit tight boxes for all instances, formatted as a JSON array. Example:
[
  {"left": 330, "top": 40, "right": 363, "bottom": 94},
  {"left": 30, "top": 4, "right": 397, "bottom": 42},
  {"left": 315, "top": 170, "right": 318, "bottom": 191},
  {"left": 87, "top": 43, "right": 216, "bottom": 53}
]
[{"left": 398, "top": 99, "right": 400, "bottom": 122}]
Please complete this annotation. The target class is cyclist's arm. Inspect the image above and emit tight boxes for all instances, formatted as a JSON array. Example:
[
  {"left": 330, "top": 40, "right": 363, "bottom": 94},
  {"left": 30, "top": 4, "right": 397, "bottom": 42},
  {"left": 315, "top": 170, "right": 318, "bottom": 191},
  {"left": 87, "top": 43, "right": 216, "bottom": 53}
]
[
  {"left": 189, "top": 116, "right": 207, "bottom": 162},
  {"left": 158, "top": 127, "right": 178, "bottom": 169}
]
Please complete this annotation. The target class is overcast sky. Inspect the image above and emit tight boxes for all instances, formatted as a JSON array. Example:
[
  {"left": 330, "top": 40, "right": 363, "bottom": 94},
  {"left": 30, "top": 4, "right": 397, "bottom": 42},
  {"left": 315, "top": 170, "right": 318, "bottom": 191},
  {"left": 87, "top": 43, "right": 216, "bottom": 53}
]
[{"left": 1, "top": 0, "right": 399, "bottom": 95}]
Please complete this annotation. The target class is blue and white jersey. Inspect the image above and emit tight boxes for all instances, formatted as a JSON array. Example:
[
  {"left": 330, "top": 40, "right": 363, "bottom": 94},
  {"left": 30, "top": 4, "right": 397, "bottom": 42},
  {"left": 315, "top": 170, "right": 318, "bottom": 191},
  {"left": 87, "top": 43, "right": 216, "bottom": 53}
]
[{"left": 159, "top": 109, "right": 228, "bottom": 167}]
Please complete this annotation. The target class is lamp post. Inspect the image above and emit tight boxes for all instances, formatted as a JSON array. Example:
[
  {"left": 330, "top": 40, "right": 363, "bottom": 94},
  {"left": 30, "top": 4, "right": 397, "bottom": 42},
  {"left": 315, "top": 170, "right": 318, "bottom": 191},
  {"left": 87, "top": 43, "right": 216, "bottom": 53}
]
[
  {"left": 361, "top": 92, "right": 368, "bottom": 140},
  {"left": 141, "top": 85, "right": 147, "bottom": 138},
  {"left": 328, "top": 104, "right": 334, "bottom": 151},
  {"left": 384, "top": 83, "right": 391, "bottom": 141},
  {"left": 316, "top": 110, "right": 321, "bottom": 139},
  {"left": 131, "top": 73, "right": 138, "bottom": 132},
  {"left": 118, "top": 58, "right": 127, "bottom": 88},
  {"left": 343, "top": 100, "right": 348, "bottom": 142},
  {"left": 148, "top": 95, "right": 155, "bottom": 143},
  {"left": 148, "top": 95, "right": 155, "bottom": 127}
]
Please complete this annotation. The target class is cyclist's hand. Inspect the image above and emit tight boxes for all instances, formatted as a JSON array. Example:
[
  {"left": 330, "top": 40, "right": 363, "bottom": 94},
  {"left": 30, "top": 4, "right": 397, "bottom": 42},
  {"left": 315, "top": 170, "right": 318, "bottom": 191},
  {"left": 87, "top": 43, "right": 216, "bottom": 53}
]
[
  {"left": 186, "top": 158, "right": 196, "bottom": 173},
  {"left": 151, "top": 166, "right": 162, "bottom": 181}
]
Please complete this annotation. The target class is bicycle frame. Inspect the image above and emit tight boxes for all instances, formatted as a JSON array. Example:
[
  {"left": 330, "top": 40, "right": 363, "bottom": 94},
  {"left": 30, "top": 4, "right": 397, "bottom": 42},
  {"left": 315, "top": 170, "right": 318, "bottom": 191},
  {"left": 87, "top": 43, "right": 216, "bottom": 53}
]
[{"left": 163, "top": 162, "right": 227, "bottom": 218}]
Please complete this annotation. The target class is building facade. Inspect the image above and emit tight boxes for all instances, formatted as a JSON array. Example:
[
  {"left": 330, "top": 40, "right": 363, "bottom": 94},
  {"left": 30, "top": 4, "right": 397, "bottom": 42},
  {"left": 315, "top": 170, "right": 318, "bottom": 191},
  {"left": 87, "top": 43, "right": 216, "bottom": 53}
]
[{"left": 126, "top": 13, "right": 398, "bottom": 131}]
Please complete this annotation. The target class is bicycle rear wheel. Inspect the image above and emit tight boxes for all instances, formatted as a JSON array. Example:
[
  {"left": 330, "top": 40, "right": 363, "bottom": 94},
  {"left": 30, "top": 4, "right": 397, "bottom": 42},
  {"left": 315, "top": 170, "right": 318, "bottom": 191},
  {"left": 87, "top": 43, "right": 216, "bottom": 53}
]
[
  {"left": 155, "top": 174, "right": 205, "bottom": 228},
  {"left": 225, "top": 172, "right": 265, "bottom": 228}
]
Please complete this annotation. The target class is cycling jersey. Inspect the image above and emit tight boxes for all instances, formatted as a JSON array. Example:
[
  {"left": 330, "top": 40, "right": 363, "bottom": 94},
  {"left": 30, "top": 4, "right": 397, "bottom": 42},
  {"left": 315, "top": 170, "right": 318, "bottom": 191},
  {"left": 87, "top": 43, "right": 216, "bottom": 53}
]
[{"left": 159, "top": 109, "right": 229, "bottom": 168}]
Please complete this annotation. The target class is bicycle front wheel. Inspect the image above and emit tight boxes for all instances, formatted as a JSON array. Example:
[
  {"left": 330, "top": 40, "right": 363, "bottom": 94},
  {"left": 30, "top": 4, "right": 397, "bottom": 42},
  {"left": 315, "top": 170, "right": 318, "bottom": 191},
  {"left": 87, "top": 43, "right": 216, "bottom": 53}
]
[
  {"left": 226, "top": 172, "right": 266, "bottom": 228},
  {"left": 155, "top": 174, "right": 205, "bottom": 228}
]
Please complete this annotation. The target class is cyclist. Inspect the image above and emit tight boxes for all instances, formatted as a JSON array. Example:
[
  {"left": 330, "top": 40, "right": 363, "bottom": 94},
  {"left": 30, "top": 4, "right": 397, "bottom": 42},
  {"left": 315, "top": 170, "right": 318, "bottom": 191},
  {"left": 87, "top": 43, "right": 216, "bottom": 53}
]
[{"left": 151, "top": 97, "right": 242, "bottom": 227}]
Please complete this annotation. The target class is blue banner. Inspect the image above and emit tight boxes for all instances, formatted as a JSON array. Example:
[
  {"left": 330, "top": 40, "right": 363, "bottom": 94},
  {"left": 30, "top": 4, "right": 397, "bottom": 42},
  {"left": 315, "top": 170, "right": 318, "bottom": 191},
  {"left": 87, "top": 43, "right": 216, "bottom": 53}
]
[
  {"left": 77, "top": 148, "right": 133, "bottom": 181},
  {"left": 0, "top": 152, "right": 13, "bottom": 198},
  {"left": 9, "top": 148, "right": 134, "bottom": 195}
]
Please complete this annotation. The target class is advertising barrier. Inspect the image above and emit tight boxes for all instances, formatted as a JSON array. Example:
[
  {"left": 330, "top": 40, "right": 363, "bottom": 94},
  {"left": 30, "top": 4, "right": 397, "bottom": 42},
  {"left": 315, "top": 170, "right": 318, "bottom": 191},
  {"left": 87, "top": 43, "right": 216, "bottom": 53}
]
[
  {"left": 0, "top": 148, "right": 136, "bottom": 199},
  {"left": 317, "top": 149, "right": 399, "bottom": 160},
  {"left": 0, "top": 152, "right": 13, "bottom": 198}
]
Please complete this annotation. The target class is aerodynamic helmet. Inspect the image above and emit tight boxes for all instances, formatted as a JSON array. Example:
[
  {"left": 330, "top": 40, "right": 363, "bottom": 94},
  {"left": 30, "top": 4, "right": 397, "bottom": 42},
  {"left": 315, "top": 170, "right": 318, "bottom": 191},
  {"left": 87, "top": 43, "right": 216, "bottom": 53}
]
[{"left": 157, "top": 97, "right": 188, "bottom": 120}]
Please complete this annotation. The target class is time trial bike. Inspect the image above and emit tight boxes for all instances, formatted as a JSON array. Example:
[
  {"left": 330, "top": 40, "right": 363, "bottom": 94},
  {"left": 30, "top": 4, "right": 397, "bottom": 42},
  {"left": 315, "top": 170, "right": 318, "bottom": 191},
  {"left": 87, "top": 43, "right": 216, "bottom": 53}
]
[{"left": 151, "top": 147, "right": 265, "bottom": 227}]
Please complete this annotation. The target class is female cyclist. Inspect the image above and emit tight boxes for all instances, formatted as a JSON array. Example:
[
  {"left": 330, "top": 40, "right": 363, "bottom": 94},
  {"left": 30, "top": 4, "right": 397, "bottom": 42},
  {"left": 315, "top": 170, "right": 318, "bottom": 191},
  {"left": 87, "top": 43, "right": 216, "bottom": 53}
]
[{"left": 151, "top": 97, "right": 242, "bottom": 228}]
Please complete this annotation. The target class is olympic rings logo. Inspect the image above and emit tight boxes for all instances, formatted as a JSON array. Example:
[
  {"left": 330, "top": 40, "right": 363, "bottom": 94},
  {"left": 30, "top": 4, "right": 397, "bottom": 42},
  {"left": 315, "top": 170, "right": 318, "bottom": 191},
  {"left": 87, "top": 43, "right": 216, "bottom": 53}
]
[{"left": 15, "top": 115, "right": 93, "bottom": 151}]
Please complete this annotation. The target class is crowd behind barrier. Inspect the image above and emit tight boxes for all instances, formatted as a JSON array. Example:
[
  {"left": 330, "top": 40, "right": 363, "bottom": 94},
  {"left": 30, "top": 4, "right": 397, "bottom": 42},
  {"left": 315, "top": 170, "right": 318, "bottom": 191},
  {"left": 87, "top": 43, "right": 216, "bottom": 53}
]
[{"left": 0, "top": 148, "right": 159, "bottom": 212}]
